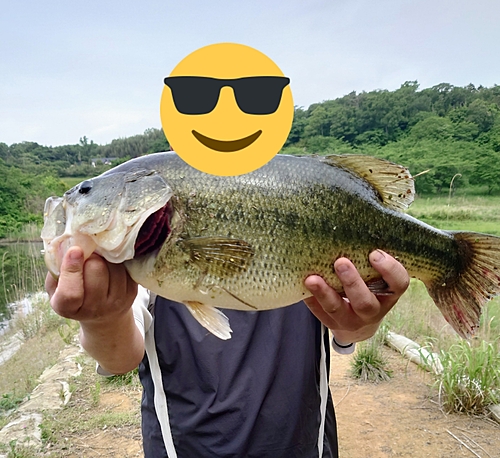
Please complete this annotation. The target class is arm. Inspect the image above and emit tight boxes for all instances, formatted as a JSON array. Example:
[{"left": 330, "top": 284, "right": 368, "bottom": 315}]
[
  {"left": 45, "top": 246, "right": 144, "bottom": 374},
  {"left": 304, "top": 250, "right": 409, "bottom": 344}
]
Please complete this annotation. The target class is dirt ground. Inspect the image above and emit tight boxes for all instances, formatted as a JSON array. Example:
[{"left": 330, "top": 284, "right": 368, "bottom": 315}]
[
  {"left": 49, "top": 346, "right": 500, "bottom": 458},
  {"left": 330, "top": 349, "right": 500, "bottom": 458}
]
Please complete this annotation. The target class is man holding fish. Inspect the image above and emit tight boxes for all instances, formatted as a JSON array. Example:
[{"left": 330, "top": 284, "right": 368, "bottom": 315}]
[{"left": 46, "top": 245, "right": 409, "bottom": 457}]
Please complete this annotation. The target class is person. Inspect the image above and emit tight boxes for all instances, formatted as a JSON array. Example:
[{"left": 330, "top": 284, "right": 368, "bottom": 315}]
[{"left": 46, "top": 246, "right": 409, "bottom": 458}]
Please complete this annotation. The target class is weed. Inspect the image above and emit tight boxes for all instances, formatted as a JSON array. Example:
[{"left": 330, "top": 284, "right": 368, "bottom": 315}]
[
  {"left": 57, "top": 318, "right": 79, "bottom": 345},
  {"left": 0, "top": 440, "right": 39, "bottom": 458},
  {"left": 90, "top": 380, "right": 101, "bottom": 407},
  {"left": 0, "top": 393, "right": 24, "bottom": 412},
  {"left": 350, "top": 325, "right": 393, "bottom": 382},
  {"left": 15, "top": 296, "right": 63, "bottom": 341},
  {"left": 436, "top": 338, "right": 500, "bottom": 414},
  {"left": 103, "top": 368, "right": 140, "bottom": 388}
]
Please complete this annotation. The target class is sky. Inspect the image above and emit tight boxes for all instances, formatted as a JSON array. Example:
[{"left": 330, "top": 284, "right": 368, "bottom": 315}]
[{"left": 1, "top": 0, "right": 500, "bottom": 147}]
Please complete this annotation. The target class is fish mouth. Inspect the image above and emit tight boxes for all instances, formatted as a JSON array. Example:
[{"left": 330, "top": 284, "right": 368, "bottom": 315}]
[
  {"left": 191, "top": 130, "right": 262, "bottom": 152},
  {"left": 133, "top": 200, "right": 174, "bottom": 258}
]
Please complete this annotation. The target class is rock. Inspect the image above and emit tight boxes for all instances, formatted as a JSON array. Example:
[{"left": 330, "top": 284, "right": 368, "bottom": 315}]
[{"left": 0, "top": 344, "right": 82, "bottom": 449}]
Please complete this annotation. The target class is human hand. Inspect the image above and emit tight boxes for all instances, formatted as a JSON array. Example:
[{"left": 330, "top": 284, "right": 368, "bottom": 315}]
[
  {"left": 304, "top": 250, "right": 409, "bottom": 344},
  {"left": 45, "top": 246, "right": 138, "bottom": 326}
]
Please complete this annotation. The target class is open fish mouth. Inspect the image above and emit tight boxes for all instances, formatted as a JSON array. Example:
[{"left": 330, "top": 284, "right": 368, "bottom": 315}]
[
  {"left": 133, "top": 200, "right": 174, "bottom": 257},
  {"left": 41, "top": 168, "right": 173, "bottom": 277}
]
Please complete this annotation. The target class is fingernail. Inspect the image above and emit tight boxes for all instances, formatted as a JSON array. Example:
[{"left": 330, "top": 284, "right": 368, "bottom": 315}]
[
  {"left": 335, "top": 263, "right": 349, "bottom": 275},
  {"left": 371, "top": 250, "right": 385, "bottom": 263},
  {"left": 68, "top": 249, "right": 83, "bottom": 262},
  {"left": 306, "top": 282, "right": 319, "bottom": 293}
]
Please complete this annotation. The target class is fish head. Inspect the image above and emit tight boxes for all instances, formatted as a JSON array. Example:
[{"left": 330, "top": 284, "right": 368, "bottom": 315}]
[{"left": 41, "top": 169, "right": 173, "bottom": 277}]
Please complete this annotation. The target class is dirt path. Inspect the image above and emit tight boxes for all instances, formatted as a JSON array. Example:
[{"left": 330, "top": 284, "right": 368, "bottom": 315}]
[{"left": 330, "top": 349, "right": 500, "bottom": 458}]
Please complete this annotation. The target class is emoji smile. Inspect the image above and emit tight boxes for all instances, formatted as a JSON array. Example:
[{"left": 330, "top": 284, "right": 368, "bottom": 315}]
[{"left": 192, "top": 130, "right": 262, "bottom": 152}]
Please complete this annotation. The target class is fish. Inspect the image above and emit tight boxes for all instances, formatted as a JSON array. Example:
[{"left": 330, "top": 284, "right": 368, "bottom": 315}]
[{"left": 41, "top": 152, "right": 500, "bottom": 340}]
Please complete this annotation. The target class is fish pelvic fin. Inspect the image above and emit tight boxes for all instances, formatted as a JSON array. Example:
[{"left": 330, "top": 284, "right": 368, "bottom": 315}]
[
  {"left": 427, "top": 232, "right": 500, "bottom": 339},
  {"left": 321, "top": 155, "right": 415, "bottom": 212},
  {"left": 183, "top": 301, "right": 233, "bottom": 340}
]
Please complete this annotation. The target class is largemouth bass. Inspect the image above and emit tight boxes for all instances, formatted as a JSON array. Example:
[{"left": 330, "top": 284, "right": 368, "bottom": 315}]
[{"left": 42, "top": 152, "right": 500, "bottom": 340}]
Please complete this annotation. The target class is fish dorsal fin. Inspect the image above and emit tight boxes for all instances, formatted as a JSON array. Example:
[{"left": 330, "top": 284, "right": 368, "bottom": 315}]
[
  {"left": 322, "top": 155, "right": 415, "bottom": 212},
  {"left": 182, "top": 237, "right": 254, "bottom": 275}
]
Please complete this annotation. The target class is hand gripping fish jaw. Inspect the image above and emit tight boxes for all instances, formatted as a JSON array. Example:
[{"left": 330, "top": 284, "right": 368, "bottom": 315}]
[{"left": 41, "top": 169, "right": 173, "bottom": 278}]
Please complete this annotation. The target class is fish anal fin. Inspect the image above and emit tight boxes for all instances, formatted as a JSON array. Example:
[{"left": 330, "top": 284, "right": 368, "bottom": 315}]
[
  {"left": 366, "top": 278, "right": 393, "bottom": 296},
  {"left": 322, "top": 155, "right": 415, "bottom": 212},
  {"left": 182, "top": 236, "right": 254, "bottom": 276},
  {"left": 184, "top": 301, "right": 233, "bottom": 340}
]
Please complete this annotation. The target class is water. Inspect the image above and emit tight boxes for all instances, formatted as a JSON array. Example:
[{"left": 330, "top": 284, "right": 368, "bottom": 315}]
[{"left": 0, "top": 241, "right": 46, "bottom": 331}]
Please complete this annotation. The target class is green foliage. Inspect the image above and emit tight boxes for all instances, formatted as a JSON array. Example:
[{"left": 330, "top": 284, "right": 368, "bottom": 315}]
[
  {"left": 350, "top": 326, "right": 392, "bottom": 382},
  {"left": 103, "top": 368, "right": 140, "bottom": 388},
  {"left": 2, "top": 83, "right": 500, "bottom": 237},
  {"left": 0, "top": 393, "right": 24, "bottom": 412},
  {"left": 436, "top": 339, "right": 500, "bottom": 414}
]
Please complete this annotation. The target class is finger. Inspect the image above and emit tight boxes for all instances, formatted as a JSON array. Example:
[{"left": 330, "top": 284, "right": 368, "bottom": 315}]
[
  {"left": 334, "top": 258, "right": 377, "bottom": 319},
  {"left": 369, "top": 250, "right": 410, "bottom": 303},
  {"left": 304, "top": 275, "right": 347, "bottom": 329},
  {"left": 304, "top": 275, "right": 345, "bottom": 314},
  {"left": 80, "top": 254, "right": 112, "bottom": 311},
  {"left": 50, "top": 246, "right": 85, "bottom": 317},
  {"left": 107, "top": 262, "right": 138, "bottom": 305},
  {"left": 45, "top": 271, "right": 58, "bottom": 298}
]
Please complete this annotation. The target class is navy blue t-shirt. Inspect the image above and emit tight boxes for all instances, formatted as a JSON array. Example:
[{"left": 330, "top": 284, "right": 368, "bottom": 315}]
[{"left": 139, "top": 298, "right": 338, "bottom": 458}]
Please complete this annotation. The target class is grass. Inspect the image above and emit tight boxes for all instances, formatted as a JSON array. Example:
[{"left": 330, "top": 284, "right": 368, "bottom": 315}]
[
  {"left": 436, "top": 338, "right": 500, "bottom": 415},
  {"left": 409, "top": 195, "right": 500, "bottom": 235},
  {"left": 0, "top": 297, "right": 69, "bottom": 421},
  {"left": 38, "top": 355, "right": 141, "bottom": 456},
  {"left": 1, "top": 191, "right": 499, "bottom": 454},
  {"left": 350, "top": 325, "right": 393, "bottom": 382}
]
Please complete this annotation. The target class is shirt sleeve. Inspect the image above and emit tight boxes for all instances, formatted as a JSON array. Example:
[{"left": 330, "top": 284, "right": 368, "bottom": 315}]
[{"left": 96, "top": 286, "right": 153, "bottom": 376}]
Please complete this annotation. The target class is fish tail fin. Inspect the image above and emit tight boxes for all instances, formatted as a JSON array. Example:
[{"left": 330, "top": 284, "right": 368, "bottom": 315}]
[{"left": 427, "top": 232, "right": 500, "bottom": 338}]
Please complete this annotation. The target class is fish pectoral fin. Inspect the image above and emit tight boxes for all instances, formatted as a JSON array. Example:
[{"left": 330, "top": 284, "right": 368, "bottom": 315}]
[
  {"left": 182, "top": 237, "right": 254, "bottom": 275},
  {"left": 183, "top": 301, "right": 233, "bottom": 340},
  {"left": 321, "top": 155, "right": 415, "bottom": 212}
]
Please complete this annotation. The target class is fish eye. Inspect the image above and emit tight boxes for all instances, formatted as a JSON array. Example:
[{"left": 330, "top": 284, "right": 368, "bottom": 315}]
[{"left": 79, "top": 180, "right": 93, "bottom": 194}]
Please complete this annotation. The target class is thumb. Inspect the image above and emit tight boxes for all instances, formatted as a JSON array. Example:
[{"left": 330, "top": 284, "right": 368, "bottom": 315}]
[{"left": 50, "top": 246, "right": 85, "bottom": 317}]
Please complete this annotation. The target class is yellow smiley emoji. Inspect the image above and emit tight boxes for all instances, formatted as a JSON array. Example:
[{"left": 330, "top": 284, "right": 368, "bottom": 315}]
[{"left": 160, "top": 43, "right": 294, "bottom": 176}]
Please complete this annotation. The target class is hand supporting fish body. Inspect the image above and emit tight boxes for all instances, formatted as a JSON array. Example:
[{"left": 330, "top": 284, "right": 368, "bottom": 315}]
[{"left": 42, "top": 152, "right": 500, "bottom": 339}]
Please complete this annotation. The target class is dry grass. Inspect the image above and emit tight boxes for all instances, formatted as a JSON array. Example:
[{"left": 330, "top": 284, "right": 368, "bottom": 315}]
[
  {"left": 0, "top": 329, "right": 66, "bottom": 406},
  {"left": 39, "top": 355, "right": 142, "bottom": 457}
]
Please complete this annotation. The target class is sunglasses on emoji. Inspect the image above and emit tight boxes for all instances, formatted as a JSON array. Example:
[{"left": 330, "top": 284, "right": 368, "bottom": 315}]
[{"left": 163, "top": 76, "right": 290, "bottom": 115}]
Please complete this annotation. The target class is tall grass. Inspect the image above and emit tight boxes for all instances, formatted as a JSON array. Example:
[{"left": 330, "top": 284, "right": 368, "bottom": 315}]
[
  {"left": 350, "top": 325, "right": 392, "bottom": 382},
  {"left": 0, "top": 241, "right": 46, "bottom": 325},
  {"left": 436, "top": 338, "right": 500, "bottom": 414}
]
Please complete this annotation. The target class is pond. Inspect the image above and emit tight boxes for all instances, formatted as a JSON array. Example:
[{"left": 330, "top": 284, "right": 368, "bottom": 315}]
[{"left": 0, "top": 241, "right": 46, "bottom": 330}]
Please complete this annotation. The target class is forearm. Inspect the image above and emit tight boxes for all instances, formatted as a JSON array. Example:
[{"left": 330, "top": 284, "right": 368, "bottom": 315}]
[{"left": 79, "top": 308, "right": 145, "bottom": 375}]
